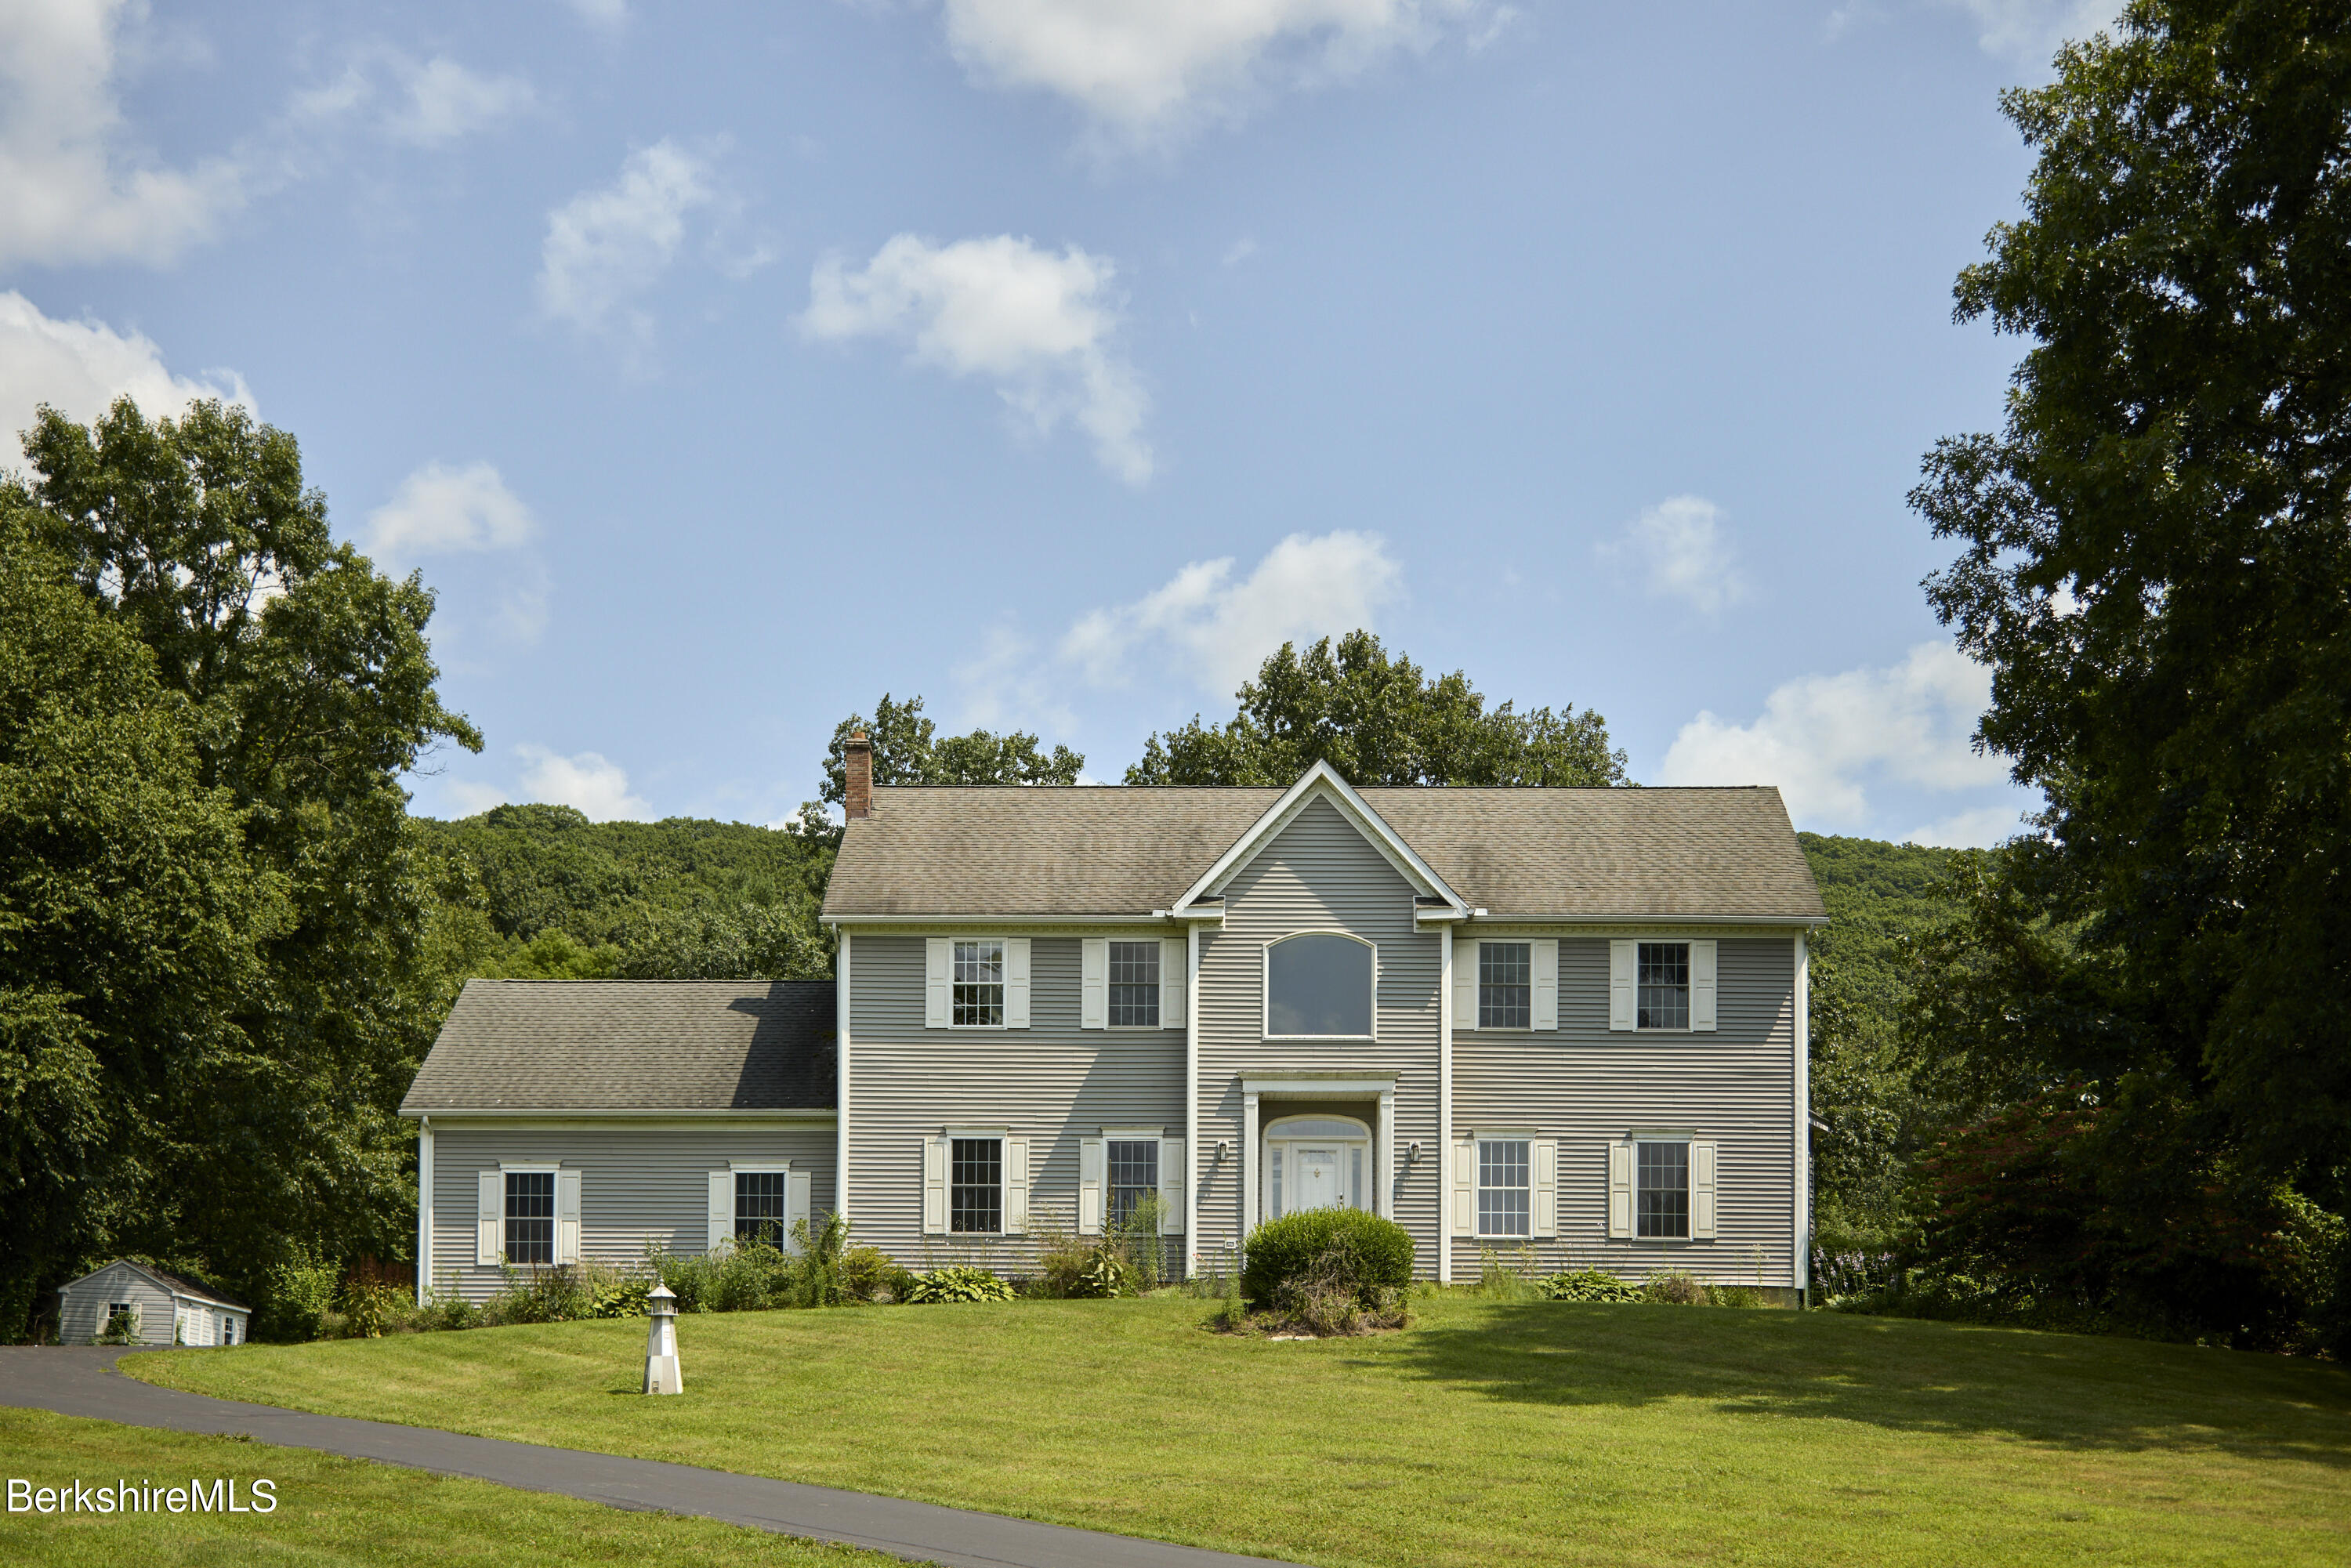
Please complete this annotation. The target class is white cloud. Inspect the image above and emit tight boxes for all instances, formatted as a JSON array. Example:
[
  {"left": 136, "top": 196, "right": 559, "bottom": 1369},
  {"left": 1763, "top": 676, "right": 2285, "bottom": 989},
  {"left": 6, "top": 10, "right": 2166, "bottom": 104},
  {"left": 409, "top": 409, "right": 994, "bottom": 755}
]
[
  {"left": 1659, "top": 642, "right": 2014, "bottom": 831},
  {"left": 1901, "top": 805, "right": 2027, "bottom": 850},
  {"left": 1950, "top": 0, "right": 2119, "bottom": 63},
  {"left": 441, "top": 780, "right": 510, "bottom": 817},
  {"left": 365, "top": 461, "right": 538, "bottom": 562},
  {"left": 937, "top": 0, "right": 1503, "bottom": 145},
  {"left": 515, "top": 744, "right": 650, "bottom": 821},
  {"left": 0, "top": 0, "right": 245, "bottom": 267},
  {"left": 1597, "top": 494, "right": 1748, "bottom": 615},
  {"left": 0, "top": 290, "right": 252, "bottom": 467},
  {"left": 567, "top": 0, "right": 629, "bottom": 29},
  {"left": 538, "top": 140, "right": 715, "bottom": 339},
  {"left": 364, "top": 461, "right": 549, "bottom": 645},
  {"left": 802, "top": 233, "right": 1152, "bottom": 483},
  {"left": 386, "top": 57, "right": 536, "bottom": 147},
  {"left": 1061, "top": 530, "right": 1402, "bottom": 693}
]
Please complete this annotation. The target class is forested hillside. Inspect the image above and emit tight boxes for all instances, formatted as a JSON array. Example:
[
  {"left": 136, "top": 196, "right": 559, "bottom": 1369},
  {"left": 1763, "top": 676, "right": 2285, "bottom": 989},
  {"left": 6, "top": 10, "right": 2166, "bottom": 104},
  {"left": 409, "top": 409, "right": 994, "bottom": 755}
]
[
  {"left": 418, "top": 806, "right": 835, "bottom": 990},
  {"left": 1798, "top": 834, "right": 1957, "bottom": 1237}
]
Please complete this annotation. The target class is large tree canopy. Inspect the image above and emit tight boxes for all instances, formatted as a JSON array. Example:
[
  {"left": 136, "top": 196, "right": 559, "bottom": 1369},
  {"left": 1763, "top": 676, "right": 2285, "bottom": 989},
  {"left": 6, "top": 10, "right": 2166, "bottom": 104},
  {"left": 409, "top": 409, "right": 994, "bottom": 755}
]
[
  {"left": 1907, "top": 1, "right": 2351, "bottom": 1343},
  {"left": 1126, "top": 632, "right": 1628, "bottom": 788},
  {"left": 2, "top": 397, "right": 479, "bottom": 1336},
  {"left": 820, "top": 693, "right": 1084, "bottom": 808}
]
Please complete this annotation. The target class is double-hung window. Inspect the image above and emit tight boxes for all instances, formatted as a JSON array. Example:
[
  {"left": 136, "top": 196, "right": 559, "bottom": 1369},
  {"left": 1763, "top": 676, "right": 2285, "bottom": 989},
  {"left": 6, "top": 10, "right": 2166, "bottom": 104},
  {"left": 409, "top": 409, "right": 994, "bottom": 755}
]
[
  {"left": 1107, "top": 1139, "right": 1158, "bottom": 1226},
  {"left": 735, "top": 1170, "right": 788, "bottom": 1249},
  {"left": 1479, "top": 942, "right": 1531, "bottom": 1029},
  {"left": 505, "top": 1171, "right": 556, "bottom": 1265},
  {"left": 951, "top": 1137, "right": 1003, "bottom": 1233},
  {"left": 1108, "top": 941, "right": 1160, "bottom": 1027},
  {"left": 953, "top": 940, "right": 1005, "bottom": 1027},
  {"left": 1637, "top": 942, "right": 1690, "bottom": 1030},
  {"left": 1477, "top": 1139, "right": 1531, "bottom": 1237},
  {"left": 1637, "top": 1140, "right": 1690, "bottom": 1238}
]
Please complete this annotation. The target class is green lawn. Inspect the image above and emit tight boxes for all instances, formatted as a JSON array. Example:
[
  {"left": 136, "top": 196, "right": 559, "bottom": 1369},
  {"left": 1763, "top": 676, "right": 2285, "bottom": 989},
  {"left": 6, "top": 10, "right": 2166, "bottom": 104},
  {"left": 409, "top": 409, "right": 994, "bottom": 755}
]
[
  {"left": 0, "top": 1407, "right": 892, "bottom": 1567},
  {"left": 129, "top": 1296, "right": 2351, "bottom": 1567}
]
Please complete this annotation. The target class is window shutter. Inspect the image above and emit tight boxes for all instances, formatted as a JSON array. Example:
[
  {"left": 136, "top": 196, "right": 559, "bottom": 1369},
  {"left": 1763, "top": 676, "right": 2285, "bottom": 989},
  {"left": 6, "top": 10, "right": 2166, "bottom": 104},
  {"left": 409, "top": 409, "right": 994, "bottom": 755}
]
[
  {"left": 925, "top": 938, "right": 951, "bottom": 1028},
  {"left": 1005, "top": 937, "right": 1031, "bottom": 1028},
  {"left": 1533, "top": 1140, "right": 1558, "bottom": 1238},
  {"left": 1078, "top": 1136, "right": 1104, "bottom": 1236},
  {"left": 1002, "top": 1138, "right": 1030, "bottom": 1233},
  {"left": 476, "top": 1170, "right": 502, "bottom": 1266},
  {"left": 707, "top": 1170, "right": 733, "bottom": 1253},
  {"left": 1690, "top": 1139, "right": 1719, "bottom": 1240},
  {"left": 1609, "top": 940, "right": 1636, "bottom": 1031},
  {"left": 1607, "top": 1141, "right": 1634, "bottom": 1239},
  {"left": 1160, "top": 937, "right": 1186, "bottom": 1029},
  {"left": 922, "top": 1137, "right": 947, "bottom": 1234},
  {"left": 1081, "top": 938, "right": 1108, "bottom": 1029},
  {"left": 556, "top": 1169, "right": 582, "bottom": 1265},
  {"left": 1453, "top": 940, "right": 1478, "bottom": 1028},
  {"left": 1532, "top": 940, "right": 1559, "bottom": 1031},
  {"left": 1690, "top": 940, "right": 1718, "bottom": 1032},
  {"left": 1451, "top": 1139, "right": 1476, "bottom": 1238},
  {"left": 787, "top": 1168, "right": 812, "bottom": 1252},
  {"left": 1158, "top": 1137, "right": 1186, "bottom": 1234}
]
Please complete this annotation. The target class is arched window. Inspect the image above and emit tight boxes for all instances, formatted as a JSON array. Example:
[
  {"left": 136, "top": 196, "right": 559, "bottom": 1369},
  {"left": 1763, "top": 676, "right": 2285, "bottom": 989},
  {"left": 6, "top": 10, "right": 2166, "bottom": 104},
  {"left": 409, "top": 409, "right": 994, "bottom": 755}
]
[{"left": 1266, "top": 932, "right": 1375, "bottom": 1037}]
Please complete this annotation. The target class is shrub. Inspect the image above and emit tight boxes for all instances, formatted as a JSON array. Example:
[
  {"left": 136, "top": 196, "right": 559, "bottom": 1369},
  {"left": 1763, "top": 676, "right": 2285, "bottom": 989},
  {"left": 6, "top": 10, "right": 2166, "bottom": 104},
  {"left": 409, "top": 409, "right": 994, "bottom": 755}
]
[
  {"left": 339, "top": 1279, "right": 408, "bottom": 1338},
  {"left": 1241, "top": 1209, "right": 1414, "bottom": 1307},
  {"left": 907, "top": 1265, "right": 1015, "bottom": 1303},
  {"left": 264, "top": 1244, "right": 341, "bottom": 1342},
  {"left": 1643, "top": 1269, "right": 1709, "bottom": 1306},
  {"left": 839, "top": 1246, "right": 915, "bottom": 1304},
  {"left": 1476, "top": 1245, "right": 1538, "bottom": 1301},
  {"left": 1536, "top": 1269, "right": 1643, "bottom": 1303}
]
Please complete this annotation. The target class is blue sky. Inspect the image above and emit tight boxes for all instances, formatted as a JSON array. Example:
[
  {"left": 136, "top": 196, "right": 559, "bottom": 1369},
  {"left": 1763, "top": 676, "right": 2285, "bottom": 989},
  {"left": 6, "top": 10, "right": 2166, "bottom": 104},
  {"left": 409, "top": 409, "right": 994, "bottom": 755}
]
[{"left": 1, "top": 1, "right": 2113, "bottom": 843}]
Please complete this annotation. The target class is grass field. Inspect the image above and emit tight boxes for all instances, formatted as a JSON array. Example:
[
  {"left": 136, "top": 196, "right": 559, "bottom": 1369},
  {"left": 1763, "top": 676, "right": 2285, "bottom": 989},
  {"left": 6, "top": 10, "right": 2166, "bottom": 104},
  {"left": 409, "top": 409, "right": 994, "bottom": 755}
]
[
  {"left": 0, "top": 1407, "right": 892, "bottom": 1567},
  {"left": 129, "top": 1296, "right": 2351, "bottom": 1567}
]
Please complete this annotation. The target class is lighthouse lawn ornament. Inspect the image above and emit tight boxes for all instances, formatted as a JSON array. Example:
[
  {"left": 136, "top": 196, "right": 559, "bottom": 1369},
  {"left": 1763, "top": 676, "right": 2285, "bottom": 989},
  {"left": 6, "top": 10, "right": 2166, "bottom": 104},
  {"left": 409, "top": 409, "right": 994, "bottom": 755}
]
[{"left": 643, "top": 1283, "right": 683, "bottom": 1395}]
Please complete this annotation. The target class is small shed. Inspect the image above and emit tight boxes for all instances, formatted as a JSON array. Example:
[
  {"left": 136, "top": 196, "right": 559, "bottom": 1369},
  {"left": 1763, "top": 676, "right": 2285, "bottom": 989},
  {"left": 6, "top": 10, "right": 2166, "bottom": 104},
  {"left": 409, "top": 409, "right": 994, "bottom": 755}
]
[{"left": 56, "top": 1260, "right": 252, "bottom": 1347}]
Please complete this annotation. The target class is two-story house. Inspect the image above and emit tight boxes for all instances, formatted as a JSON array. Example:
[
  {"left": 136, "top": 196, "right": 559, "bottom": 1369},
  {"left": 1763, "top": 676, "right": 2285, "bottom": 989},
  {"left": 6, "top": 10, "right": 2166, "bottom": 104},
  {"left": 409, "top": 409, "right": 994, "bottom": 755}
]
[{"left": 404, "top": 734, "right": 1827, "bottom": 1299}]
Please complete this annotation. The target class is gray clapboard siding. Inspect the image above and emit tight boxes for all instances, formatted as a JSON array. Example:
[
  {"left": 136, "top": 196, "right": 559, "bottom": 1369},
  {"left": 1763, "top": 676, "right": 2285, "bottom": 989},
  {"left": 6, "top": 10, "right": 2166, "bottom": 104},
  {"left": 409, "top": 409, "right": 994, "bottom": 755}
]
[
  {"left": 846, "top": 932, "right": 1184, "bottom": 1270},
  {"left": 1197, "top": 796, "right": 1445, "bottom": 1276},
  {"left": 427, "top": 1123, "right": 836, "bottom": 1302},
  {"left": 1452, "top": 936, "right": 1799, "bottom": 1284},
  {"left": 56, "top": 1263, "right": 174, "bottom": 1346}
]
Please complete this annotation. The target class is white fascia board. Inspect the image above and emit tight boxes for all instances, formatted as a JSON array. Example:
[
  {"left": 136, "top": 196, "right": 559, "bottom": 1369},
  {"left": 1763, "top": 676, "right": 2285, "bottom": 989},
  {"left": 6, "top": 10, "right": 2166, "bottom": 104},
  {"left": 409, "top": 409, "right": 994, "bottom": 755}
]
[
  {"left": 397, "top": 1108, "right": 836, "bottom": 1122},
  {"left": 1175, "top": 762, "right": 1468, "bottom": 913},
  {"left": 824, "top": 913, "right": 1174, "bottom": 928},
  {"left": 1470, "top": 914, "right": 1831, "bottom": 929}
]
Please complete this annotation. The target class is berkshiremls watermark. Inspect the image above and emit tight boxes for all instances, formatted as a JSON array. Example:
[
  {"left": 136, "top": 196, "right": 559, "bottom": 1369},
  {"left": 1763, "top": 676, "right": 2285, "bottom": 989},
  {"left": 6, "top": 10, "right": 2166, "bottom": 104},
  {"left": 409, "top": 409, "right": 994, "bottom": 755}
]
[{"left": 8, "top": 1477, "right": 277, "bottom": 1515}]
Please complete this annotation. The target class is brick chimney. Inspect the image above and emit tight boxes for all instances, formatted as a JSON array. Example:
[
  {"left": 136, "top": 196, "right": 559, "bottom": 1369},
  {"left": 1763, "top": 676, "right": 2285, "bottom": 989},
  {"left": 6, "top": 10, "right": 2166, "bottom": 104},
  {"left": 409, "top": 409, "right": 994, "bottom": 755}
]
[{"left": 843, "top": 730, "right": 874, "bottom": 820}]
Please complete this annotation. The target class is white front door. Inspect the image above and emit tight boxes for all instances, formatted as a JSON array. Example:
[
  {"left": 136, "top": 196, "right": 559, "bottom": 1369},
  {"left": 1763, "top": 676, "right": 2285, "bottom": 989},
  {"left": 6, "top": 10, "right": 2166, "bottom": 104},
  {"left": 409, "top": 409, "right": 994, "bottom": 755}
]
[{"left": 1293, "top": 1146, "right": 1341, "bottom": 1211}]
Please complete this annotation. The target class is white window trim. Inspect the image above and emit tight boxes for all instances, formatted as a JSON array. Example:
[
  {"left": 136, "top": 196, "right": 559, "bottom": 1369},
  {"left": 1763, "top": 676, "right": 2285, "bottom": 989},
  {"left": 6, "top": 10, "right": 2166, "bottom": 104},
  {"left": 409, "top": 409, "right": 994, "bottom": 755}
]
[
  {"left": 1611, "top": 938, "right": 1718, "bottom": 1034},
  {"left": 947, "top": 936, "right": 1012, "bottom": 1030},
  {"left": 1470, "top": 1132, "right": 1537, "bottom": 1240},
  {"left": 1627, "top": 1131, "right": 1711, "bottom": 1244},
  {"left": 1105, "top": 937, "right": 1165, "bottom": 1030},
  {"left": 1260, "top": 929, "right": 1381, "bottom": 1041},
  {"left": 940, "top": 1129, "right": 1023, "bottom": 1237},
  {"left": 497, "top": 1162, "right": 561, "bottom": 1267},
  {"left": 1475, "top": 940, "right": 1536, "bottom": 1032}
]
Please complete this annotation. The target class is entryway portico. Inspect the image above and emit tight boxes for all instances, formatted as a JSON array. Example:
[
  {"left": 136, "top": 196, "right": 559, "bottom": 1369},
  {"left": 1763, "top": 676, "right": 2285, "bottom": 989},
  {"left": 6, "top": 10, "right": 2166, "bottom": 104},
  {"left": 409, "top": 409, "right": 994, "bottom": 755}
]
[{"left": 1240, "top": 1073, "right": 1400, "bottom": 1229}]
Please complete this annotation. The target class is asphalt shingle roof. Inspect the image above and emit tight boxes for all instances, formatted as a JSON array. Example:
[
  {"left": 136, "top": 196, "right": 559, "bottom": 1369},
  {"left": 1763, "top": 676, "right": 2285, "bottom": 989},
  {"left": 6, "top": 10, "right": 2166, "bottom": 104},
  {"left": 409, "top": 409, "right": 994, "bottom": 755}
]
[
  {"left": 820, "top": 784, "right": 1824, "bottom": 922},
  {"left": 401, "top": 980, "right": 836, "bottom": 1114}
]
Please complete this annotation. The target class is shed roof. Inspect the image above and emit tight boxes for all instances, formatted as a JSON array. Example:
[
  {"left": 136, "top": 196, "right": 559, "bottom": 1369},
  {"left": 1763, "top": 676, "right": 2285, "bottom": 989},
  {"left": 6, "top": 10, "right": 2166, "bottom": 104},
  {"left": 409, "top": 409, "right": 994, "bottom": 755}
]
[
  {"left": 400, "top": 980, "right": 837, "bottom": 1114},
  {"left": 58, "top": 1258, "right": 249, "bottom": 1311},
  {"left": 820, "top": 783, "right": 1824, "bottom": 922}
]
